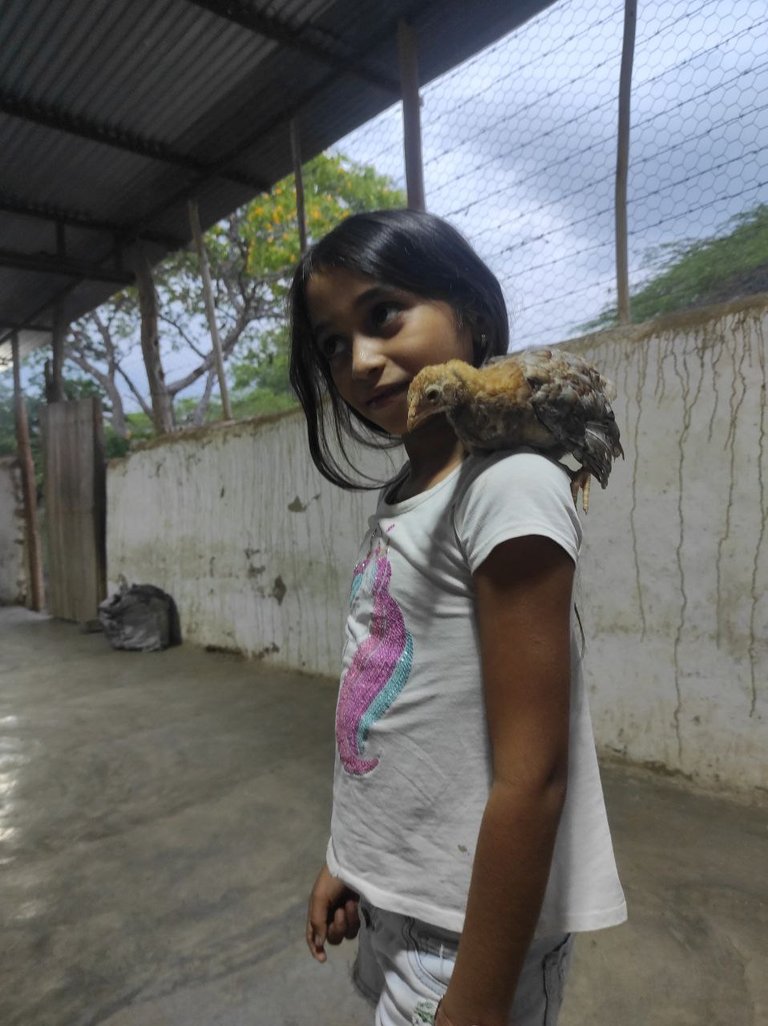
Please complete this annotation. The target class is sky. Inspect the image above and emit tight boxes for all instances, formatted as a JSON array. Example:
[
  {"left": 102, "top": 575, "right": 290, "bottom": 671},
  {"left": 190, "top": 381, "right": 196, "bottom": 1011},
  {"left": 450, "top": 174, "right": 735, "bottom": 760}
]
[
  {"left": 331, "top": 0, "right": 767, "bottom": 349},
  {"left": 13, "top": 0, "right": 768, "bottom": 404}
]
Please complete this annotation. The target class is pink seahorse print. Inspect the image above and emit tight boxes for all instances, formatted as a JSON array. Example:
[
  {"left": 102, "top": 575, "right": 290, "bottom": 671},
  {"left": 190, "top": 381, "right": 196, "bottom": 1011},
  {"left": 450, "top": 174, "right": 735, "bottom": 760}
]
[{"left": 336, "top": 549, "right": 413, "bottom": 776}]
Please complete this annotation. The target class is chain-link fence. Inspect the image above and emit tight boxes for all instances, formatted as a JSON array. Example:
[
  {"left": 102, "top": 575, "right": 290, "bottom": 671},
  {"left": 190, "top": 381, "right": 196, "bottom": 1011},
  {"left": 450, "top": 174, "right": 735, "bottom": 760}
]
[{"left": 333, "top": 0, "right": 768, "bottom": 347}]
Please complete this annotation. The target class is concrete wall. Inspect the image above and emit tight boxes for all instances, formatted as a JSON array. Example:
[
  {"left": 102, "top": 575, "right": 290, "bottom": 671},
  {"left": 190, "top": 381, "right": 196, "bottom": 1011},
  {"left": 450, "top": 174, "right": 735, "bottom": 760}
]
[
  {"left": 107, "top": 296, "right": 767, "bottom": 793},
  {"left": 108, "top": 413, "right": 399, "bottom": 675},
  {"left": 0, "top": 456, "right": 27, "bottom": 605},
  {"left": 566, "top": 297, "right": 766, "bottom": 793}
]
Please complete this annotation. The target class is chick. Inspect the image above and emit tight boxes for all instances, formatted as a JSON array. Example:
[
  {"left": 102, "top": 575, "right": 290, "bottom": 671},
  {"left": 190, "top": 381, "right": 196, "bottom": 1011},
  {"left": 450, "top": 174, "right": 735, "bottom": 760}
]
[{"left": 407, "top": 348, "right": 623, "bottom": 511}]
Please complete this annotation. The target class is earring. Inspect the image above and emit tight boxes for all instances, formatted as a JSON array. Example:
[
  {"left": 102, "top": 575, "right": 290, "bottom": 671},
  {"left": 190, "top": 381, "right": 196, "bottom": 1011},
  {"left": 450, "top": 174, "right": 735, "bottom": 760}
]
[{"left": 479, "top": 332, "right": 488, "bottom": 347}]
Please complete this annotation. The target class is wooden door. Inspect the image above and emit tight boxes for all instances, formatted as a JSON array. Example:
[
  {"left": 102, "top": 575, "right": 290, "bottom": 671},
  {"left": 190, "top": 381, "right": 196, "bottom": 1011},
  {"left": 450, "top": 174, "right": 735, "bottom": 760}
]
[{"left": 41, "top": 399, "right": 106, "bottom": 622}]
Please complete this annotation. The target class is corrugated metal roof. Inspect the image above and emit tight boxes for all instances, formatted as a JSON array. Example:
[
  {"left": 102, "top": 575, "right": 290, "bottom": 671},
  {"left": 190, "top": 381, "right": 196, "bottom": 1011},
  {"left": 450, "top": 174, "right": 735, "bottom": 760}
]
[{"left": 0, "top": 0, "right": 554, "bottom": 367}]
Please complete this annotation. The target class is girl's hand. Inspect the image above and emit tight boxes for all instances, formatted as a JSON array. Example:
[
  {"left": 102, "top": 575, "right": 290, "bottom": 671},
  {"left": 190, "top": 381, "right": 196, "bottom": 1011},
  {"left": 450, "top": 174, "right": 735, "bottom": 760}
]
[{"left": 306, "top": 863, "right": 360, "bottom": 962}]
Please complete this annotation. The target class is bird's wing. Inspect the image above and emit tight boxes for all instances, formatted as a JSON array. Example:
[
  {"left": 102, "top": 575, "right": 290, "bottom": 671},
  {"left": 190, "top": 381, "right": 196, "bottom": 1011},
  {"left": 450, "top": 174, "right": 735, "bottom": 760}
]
[{"left": 519, "top": 349, "right": 623, "bottom": 487}]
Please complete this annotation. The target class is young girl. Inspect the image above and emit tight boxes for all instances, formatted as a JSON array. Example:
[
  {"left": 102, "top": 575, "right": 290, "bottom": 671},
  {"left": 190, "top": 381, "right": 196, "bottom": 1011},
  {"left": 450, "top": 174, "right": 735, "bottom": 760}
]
[{"left": 289, "top": 209, "right": 626, "bottom": 1026}]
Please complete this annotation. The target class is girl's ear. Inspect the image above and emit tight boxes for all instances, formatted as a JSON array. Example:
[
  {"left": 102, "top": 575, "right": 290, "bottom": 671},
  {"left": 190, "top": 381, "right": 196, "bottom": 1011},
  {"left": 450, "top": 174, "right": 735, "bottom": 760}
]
[{"left": 471, "top": 319, "right": 491, "bottom": 365}]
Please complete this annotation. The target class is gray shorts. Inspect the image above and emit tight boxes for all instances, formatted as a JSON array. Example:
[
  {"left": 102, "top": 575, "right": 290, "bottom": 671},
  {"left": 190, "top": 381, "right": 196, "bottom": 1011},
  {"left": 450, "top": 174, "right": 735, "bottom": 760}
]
[{"left": 353, "top": 899, "right": 572, "bottom": 1026}]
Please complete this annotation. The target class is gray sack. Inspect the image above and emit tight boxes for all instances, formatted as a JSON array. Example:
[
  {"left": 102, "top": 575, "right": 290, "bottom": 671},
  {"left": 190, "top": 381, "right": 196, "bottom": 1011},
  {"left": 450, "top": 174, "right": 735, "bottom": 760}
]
[{"left": 99, "top": 582, "right": 181, "bottom": 652}]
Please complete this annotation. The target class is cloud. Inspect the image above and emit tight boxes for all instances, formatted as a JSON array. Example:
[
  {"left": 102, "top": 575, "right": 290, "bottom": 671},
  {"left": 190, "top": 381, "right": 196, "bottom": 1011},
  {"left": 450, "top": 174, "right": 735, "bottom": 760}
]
[{"left": 338, "top": 0, "right": 768, "bottom": 345}]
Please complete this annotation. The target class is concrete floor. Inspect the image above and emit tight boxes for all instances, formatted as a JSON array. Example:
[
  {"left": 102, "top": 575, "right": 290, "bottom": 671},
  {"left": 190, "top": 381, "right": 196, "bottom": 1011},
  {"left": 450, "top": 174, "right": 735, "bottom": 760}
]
[{"left": 0, "top": 607, "right": 765, "bottom": 1026}]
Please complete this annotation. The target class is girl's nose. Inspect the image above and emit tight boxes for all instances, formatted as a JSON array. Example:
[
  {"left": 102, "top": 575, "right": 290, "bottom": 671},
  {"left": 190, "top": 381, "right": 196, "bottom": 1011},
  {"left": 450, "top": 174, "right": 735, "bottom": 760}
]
[{"left": 350, "top": 334, "right": 385, "bottom": 378}]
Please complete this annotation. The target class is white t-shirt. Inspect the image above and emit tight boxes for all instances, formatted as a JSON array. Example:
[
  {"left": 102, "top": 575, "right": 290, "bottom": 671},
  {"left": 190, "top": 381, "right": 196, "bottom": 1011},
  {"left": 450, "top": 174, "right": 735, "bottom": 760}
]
[{"left": 326, "top": 450, "right": 627, "bottom": 936}]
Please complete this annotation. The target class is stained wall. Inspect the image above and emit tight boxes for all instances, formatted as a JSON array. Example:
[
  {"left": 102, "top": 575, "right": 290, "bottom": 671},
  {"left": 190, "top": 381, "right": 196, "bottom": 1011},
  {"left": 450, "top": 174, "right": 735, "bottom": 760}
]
[
  {"left": 567, "top": 297, "right": 766, "bottom": 791},
  {"left": 107, "top": 296, "right": 767, "bottom": 792},
  {"left": 107, "top": 414, "right": 398, "bottom": 675}
]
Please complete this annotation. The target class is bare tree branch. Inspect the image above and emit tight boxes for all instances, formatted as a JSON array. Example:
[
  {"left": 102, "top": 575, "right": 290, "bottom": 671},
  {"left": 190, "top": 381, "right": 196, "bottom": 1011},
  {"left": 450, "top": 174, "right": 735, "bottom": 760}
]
[
  {"left": 192, "top": 367, "right": 217, "bottom": 426},
  {"left": 159, "top": 311, "right": 207, "bottom": 360},
  {"left": 64, "top": 352, "right": 128, "bottom": 438},
  {"left": 166, "top": 299, "right": 255, "bottom": 396},
  {"left": 115, "top": 365, "right": 154, "bottom": 420}
]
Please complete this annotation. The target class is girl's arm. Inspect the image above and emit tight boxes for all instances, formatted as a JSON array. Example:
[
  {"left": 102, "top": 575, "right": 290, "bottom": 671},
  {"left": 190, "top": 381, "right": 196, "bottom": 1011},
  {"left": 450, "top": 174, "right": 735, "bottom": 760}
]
[{"left": 438, "top": 534, "right": 574, "bottom": 1026}]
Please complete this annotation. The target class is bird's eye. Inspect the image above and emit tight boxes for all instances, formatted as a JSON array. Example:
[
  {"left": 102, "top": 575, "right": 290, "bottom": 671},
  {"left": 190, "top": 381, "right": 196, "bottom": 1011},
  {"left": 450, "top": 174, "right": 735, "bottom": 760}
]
[{"left": 424, "top": 386, "right": 441, "bottom": 403}]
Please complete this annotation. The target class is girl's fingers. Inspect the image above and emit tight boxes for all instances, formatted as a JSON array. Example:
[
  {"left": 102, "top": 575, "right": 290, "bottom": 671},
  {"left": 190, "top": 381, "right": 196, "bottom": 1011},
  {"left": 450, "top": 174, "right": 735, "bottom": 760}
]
[
  {"left": 326, "top": 905, "right": 347, "bottom": 945},
  {"left": 306, "top": 891, "right": 329, "bottom": 961},
  {"left": 344, "top": 897, "right": 361, "bottom": 939},
  {"left": 306, "top": 915, "right": 328, "bottom": 962}
]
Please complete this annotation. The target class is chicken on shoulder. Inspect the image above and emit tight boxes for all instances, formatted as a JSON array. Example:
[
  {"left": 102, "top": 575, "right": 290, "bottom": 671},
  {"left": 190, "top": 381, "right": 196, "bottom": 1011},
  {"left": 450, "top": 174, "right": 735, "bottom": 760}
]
[{"left": 407, "top": 348, "right": 623, "bottom": 511}]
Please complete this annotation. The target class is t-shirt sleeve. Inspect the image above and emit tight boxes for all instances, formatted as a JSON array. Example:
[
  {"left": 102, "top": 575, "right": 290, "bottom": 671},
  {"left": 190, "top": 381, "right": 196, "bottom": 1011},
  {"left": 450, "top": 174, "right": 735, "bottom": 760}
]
[{"left": 454, "top": 452, "right": 582, "bottom": 573}]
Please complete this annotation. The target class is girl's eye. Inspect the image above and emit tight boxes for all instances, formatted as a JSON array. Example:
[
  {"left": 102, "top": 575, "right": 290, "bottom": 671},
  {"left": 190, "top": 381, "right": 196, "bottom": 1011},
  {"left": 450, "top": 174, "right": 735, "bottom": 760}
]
[{"left": 369, "top": 302, "right": 401, "bottom": 332}]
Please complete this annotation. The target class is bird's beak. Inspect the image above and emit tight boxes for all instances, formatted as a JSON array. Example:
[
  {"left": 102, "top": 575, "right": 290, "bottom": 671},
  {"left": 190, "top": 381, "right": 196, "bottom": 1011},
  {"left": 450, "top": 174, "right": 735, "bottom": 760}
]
[
  {"left": 406, "top": 394, "right": 432, "bottom": 432},
  {"left": 406, "top": 401, "right": 422, "bottom": 432}
]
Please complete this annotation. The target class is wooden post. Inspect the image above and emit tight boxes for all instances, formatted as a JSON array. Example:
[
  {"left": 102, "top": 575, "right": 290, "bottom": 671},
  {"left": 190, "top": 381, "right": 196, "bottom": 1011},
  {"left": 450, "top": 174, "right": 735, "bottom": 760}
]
[
  {"left": 615, "top": 0, "right": 637, "bottom": 325},
  {"left": 49, "top": 303, "right": 65, "bottom": 403},
  {"left": 398, "top": 20, "right": 426, "bottom": 212},
  {"left": 290, "top": 119, "right": 308, "bottom": 255},
  {"left": 188, "top": 200, "right": 233, "bottom": 421},
  {"left": 11, "top": 332, "right": 45, "bottom": 611}
]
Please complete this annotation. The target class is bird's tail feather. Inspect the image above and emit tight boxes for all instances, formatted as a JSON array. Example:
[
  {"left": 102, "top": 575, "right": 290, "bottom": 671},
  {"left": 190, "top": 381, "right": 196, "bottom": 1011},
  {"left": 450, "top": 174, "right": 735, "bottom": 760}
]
[{"left": 582, "top": 422, "right": 624, "bottom": 488}]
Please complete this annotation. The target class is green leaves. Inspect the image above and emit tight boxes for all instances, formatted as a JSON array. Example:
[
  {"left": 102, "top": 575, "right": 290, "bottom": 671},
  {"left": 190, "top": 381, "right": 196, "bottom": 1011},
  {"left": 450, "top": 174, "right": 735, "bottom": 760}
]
[
  {"left": 583, "top": 203, "right": 768, "bottom": 331},
  {"left": 244, "top": 152, "right": 405, "bottom": 275},
  {"left": 42, "top": 151, "right": 404, "bottom": 435}
]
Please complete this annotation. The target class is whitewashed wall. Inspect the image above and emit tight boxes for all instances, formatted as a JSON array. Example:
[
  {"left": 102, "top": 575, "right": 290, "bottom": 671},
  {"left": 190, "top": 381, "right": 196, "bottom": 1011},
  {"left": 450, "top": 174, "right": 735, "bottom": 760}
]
[
  {"left": 567, "top": 297, "right": 766, "bottom": 792},
  {"left": 108, "top": 413, "right": 398, "bottom": 676},
  {"left": 0, "top": 456, "right": 26, "bottom": 605},
  {"left": 107, "top": 296, "right": 767, "bottom": 792}
]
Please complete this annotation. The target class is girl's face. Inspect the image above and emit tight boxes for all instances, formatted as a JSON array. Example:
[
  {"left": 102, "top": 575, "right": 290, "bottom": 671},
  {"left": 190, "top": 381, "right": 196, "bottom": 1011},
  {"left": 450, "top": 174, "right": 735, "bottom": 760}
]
[{"left": 305, "top": 268, "right": 473, "bottom": 436}]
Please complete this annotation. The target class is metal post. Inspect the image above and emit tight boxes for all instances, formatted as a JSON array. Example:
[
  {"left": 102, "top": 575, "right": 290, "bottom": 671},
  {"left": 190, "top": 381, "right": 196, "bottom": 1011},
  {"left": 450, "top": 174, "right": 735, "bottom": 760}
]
[
  {"left": 187, "top": 200, "right": 233, "bottom": 421},
  {"left": 290, "top": 119, "right": 308, "bottom": 255},
  {"left": 398, "top": 20, "right": 426, "bottom": 212},
  {"left": 615, "top": 0, "right": 637, "bottom": 325},
  {"left": 11, "top": 332, "right": 45, "bottom": 611}
]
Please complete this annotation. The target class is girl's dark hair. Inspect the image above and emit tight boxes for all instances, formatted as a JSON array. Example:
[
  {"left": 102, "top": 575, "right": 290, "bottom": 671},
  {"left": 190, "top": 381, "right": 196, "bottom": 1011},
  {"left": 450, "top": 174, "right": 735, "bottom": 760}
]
[{"left": 288, "top": 208, "right": 509, "bottom": 490}]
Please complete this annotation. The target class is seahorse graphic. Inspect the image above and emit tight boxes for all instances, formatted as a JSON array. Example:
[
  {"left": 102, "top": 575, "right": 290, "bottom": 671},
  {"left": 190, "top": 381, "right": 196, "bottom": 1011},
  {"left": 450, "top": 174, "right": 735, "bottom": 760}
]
[{"left": 336, "top": 549, "right": 413, "bottom": 776}]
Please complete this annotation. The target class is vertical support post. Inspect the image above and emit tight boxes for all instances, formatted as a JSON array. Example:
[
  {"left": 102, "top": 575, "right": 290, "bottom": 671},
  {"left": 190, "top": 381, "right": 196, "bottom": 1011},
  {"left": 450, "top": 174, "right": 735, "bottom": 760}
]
[
  {"left": 11, "top": 333, "right": 45, "bottom": 611},
  {"left": 615, "top": 0, "right": 637, "bottom": 325},
  {"left": 398, "top": 19, "right": 426, "bottom": 212},
  {"left": 188, "top": 200, "right": 233, "bottom": 421},
  {"left": 290, "top": 119, "right": 308, "bottom": 255},
  {"left": 49, "top": 303, "right": 65, "bottom": 403}
]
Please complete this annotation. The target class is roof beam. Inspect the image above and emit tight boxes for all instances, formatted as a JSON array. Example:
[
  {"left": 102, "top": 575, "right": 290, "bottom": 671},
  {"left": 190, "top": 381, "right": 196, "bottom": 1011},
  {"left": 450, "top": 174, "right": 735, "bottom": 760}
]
[
  {"left": 0, "top": 321, "right": 51, "bottom": 334},
  {"left": 0, "top": 192, "right": 184, "bottom": 249},
  {"left": 0, "top": 7, "right": 406, "bottom": 351},
  {"left": 184, "top": 0, "right": 400, "bottom": 95},
  {"left": 0, "top": 248, "right": 134, "bottom": 285},
  {"left": 0, "top": 91, "right": 270, "bottom": 193}
]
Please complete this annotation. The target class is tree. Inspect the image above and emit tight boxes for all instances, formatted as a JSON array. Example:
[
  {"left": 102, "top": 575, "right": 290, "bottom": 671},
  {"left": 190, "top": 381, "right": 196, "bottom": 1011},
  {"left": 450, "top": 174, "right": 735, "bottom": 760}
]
[
  {"left": 0, "top": 376, "right": 17, "bottom": 458},
  {"left": 583, "top": 204, "right": 768, "bottom": 331},
  {"left": 59, "top": 153, "right": 405, "bottom": 435},
  {"left": 0, "top": 372, "right": 133, "bottom": 475}
]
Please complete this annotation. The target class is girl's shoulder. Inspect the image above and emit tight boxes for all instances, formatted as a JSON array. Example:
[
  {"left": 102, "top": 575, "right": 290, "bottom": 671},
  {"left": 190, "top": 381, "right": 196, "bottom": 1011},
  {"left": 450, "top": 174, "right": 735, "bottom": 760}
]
[
  {"left": 456, "top": 447, "right": 573, "bottom": 500},
  {"left": 452, "top": 449, "right": 581, "bottom": 571}
]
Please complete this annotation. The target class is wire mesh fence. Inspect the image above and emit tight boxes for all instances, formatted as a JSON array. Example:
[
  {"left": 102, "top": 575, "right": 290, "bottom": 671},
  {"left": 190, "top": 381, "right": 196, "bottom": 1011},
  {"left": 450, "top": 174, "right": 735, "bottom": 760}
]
[
  {"left": 19, "top": 0, "right": 766, "bottom": 423},
  {"left": 333, "top": 0, "right": 768, "bottom": 348}
]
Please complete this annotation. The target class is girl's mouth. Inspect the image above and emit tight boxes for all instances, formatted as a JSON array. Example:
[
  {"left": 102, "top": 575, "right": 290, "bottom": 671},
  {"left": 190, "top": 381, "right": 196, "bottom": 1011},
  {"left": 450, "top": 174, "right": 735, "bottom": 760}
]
[{"left": 366, "top": 382, "right": 410, "bottom": 409}]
